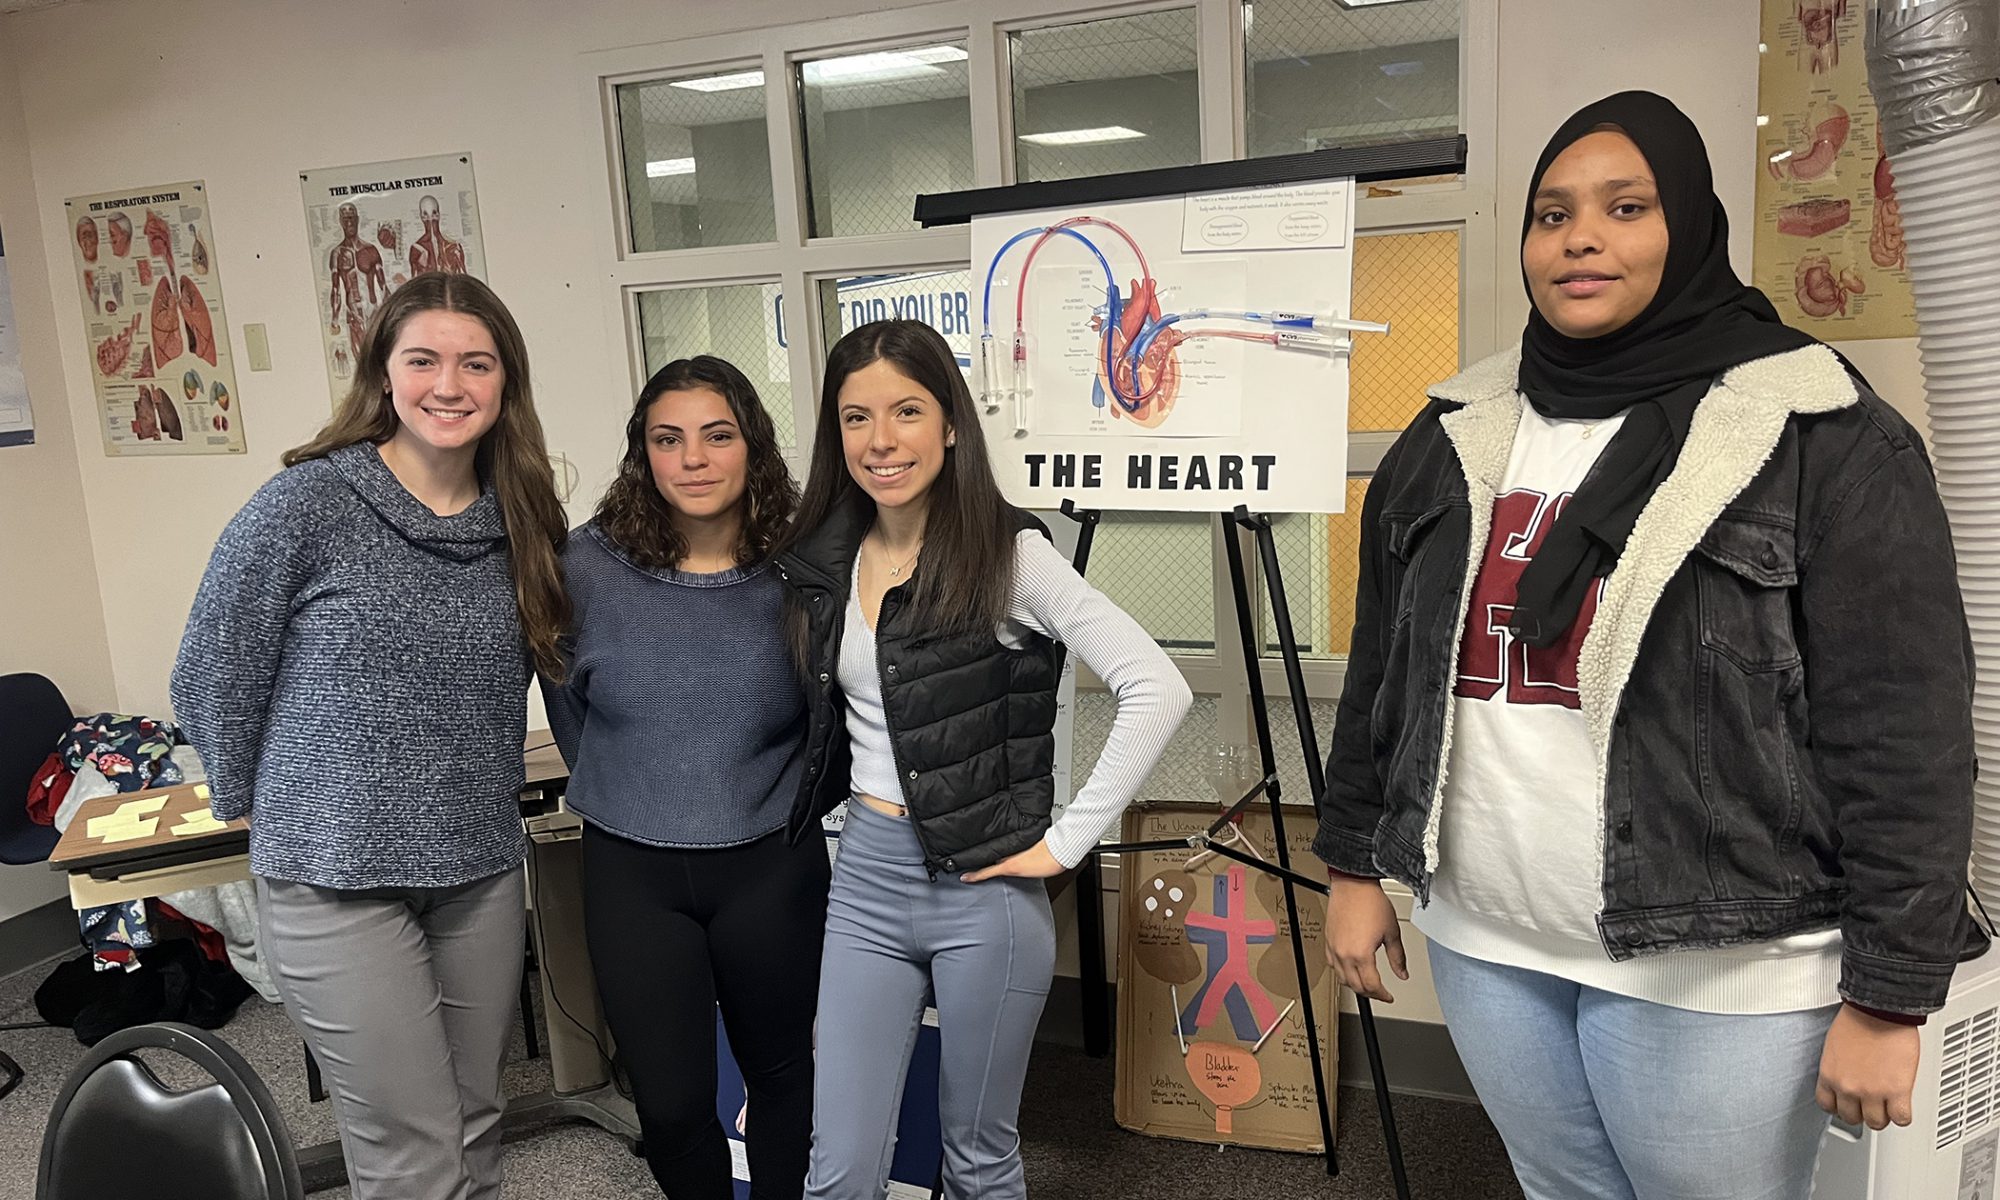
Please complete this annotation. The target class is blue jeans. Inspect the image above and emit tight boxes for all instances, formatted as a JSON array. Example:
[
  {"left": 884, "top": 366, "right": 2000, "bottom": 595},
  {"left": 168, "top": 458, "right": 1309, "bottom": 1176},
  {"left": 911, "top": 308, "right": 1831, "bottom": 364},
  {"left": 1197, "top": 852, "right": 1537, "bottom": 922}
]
[{"left": 1427, "top": 940, "right": 1838, "bottom": 1200}]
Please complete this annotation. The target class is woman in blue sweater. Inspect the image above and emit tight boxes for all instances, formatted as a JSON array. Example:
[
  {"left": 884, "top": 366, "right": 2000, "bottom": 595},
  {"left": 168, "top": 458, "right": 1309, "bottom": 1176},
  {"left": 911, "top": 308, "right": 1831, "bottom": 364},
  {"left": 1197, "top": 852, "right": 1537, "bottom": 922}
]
[
  {"left": 543, "top": 355, "right": 818, "bottom": 1199},
  {"left": 172, "top": 272, "right": 570, "bottom": 1200}
]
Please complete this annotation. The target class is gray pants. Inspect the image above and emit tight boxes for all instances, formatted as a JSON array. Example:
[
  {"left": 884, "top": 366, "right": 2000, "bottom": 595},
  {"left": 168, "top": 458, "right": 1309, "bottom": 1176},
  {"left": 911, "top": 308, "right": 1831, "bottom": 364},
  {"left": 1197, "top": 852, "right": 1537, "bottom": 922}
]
[
  {"left": 805, "top": 801, "right": 1057, "bottom": 1200},
  {"left": 257, "top": 868, "right": 526, "bottom": 1200}
]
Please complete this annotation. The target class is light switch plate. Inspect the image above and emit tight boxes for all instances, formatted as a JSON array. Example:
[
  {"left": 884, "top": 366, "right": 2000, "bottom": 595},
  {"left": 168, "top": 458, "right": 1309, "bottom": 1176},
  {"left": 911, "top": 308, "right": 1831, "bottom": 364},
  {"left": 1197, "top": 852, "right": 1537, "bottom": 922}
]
[{"left": 243, "top": 323, "right": 272, "bottom": 371}]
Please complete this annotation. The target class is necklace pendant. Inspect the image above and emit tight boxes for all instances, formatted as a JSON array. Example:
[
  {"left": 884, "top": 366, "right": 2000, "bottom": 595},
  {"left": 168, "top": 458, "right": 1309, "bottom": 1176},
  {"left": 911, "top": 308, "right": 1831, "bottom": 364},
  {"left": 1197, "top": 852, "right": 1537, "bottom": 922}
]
[{"left": 890, "top": 566, "right": 901, "bottom": 577}]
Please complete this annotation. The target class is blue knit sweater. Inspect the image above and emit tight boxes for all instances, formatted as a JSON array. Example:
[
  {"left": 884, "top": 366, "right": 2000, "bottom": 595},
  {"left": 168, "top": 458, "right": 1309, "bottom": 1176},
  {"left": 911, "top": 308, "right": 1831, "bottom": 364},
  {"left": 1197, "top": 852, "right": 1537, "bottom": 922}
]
[
  {"left": 542, "top": 522, "right": 806, "bottom": 848},
  {"left": 170, "top": 442, "right": 529, "bottom": 889}
]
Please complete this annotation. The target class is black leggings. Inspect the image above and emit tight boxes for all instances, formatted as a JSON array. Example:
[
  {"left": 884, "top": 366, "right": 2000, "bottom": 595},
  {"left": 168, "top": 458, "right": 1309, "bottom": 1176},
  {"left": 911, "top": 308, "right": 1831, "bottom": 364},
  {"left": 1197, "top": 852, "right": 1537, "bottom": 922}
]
[{"left": 582, "top": 823, "right": 830, "bottom": 1200}]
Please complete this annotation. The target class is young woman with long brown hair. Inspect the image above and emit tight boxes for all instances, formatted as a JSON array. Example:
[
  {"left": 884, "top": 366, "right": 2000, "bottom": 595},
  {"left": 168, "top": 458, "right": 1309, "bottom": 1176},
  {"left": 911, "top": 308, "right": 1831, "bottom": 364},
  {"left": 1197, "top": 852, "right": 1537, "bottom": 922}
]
[
  {"left": 777, "top": 320, "right": 1190, "bottom": 1198},
  {"left": 172, "top": 272, "right": 567, "bottom": 1200},
  {"left": 542, "top": 355, "right": 819, "bottom": 1199}
]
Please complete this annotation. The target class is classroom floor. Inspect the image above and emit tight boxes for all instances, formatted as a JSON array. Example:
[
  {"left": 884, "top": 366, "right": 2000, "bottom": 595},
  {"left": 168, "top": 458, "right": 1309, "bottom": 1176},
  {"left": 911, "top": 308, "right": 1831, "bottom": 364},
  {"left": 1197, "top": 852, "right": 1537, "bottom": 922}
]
[{"left": 0, "top": 949, "right": 1522, "bottom": 1199}]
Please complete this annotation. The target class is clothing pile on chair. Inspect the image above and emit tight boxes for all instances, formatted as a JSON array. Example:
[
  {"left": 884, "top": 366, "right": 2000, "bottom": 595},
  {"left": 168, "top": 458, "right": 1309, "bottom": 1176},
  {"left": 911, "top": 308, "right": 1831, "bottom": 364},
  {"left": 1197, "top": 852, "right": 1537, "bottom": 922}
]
[
  {"left": 24, "top": 713, "right": 181, "bottom": 828},
  {"left": 33, "top": 906, "right": 255, "bottom": 1046},
  {"left": 35, "top": 714, "right": 276, "bottom": 999},
  {"left": 26, "top": 713, "right": 277, "bottom": 1042}
]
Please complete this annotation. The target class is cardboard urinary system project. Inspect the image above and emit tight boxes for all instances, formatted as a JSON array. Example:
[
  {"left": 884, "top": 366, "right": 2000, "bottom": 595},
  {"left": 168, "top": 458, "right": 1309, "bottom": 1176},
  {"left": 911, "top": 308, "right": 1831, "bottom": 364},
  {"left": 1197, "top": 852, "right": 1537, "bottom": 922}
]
[{"left": 1115, "top": 802, "right": 1338, "bottom": 1152}]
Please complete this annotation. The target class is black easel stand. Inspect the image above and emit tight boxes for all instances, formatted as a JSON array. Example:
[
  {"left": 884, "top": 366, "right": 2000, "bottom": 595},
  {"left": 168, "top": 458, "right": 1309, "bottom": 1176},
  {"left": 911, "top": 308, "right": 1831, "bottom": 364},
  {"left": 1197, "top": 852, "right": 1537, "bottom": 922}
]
[
  {"left": 1069, "top": 504, "right": 1411, "bottom": 1199},
  {"left": 913, "top": 138, "right": 1462, "bottom": 1199},
  {"left": 1056, "top": 501, "right": 1115, "bottom": 1060}
]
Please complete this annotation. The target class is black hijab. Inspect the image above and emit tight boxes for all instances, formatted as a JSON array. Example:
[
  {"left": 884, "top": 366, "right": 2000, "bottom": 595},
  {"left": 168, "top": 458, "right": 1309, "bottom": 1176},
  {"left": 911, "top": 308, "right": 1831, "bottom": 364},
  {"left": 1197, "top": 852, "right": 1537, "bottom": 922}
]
[{"left": 1507, "top": 90, "right": 1818, "bottom": 648}]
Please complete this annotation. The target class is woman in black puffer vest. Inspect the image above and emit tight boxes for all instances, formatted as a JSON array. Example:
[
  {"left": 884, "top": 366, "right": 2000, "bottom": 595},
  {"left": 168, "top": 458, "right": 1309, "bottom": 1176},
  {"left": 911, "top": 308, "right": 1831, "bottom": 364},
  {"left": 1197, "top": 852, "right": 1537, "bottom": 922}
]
[{"left": 776, "top": 320, "right": 1190, "bottom": 1199}]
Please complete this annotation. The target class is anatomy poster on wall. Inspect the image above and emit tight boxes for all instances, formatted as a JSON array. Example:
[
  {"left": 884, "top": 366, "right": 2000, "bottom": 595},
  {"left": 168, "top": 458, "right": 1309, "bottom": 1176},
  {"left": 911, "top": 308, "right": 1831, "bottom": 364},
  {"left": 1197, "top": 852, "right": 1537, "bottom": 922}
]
[
  {"left": 1752, "top": 0, "right": 1916, "bottom": 339},
  {"left": 0, "top": 226, "right": 33, "bottom": 447},
  {"left": 300, "top": 153, "right": 486, "bottom": 403},
  {"left": 65, "top": 182, "right": 244, "bottom": 456},
  {"left": 969, "top": 179, "right": 1365, "bottom": 514}
]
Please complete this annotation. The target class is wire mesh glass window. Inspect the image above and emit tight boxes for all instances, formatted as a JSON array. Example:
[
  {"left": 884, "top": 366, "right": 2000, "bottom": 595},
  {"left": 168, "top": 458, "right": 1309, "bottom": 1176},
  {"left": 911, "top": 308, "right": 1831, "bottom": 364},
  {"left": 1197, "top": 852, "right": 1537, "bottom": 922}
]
[
  {"left": 1009, "top": 9, "right": 1201, "bottom": 184},
  {"left": 1089, "top": 513, "right": 1216, "bottom": 654},
  {"left": 616, "top": 70, "right": 778, "bottom": 253},
  {"left": 814, "top": 268, "right": 977, "bottom": 381},
  {"left": 798, "top": 42, "right": 974, "bottom": 238},
  {"left": 1072, "top": 691, "right": 1219, "bottom": 812},
  {"left": 1262, "top": 228, "right": 1460, "bottom": 657},
  {"left": 1243, "top": 0, "right": 1461, "bottom": 177},
  {"left": 634, "top": 282, "right": 796, "bottom": 448}
]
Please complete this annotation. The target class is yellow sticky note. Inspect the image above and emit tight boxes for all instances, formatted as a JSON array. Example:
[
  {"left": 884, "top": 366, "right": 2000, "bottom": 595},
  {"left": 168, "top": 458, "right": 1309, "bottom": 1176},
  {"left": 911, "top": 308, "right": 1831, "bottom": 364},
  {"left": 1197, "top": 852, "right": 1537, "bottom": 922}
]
[
  {"left": 193, "top": 783, "right": 211, "bottom": 801},
  {"left": 172, "top": 812, "right": 227, "bottom": 836},
  {"left": 98, "top": 818, "right": 158, "bottom": 844},
  {"left": 84, "top": 796, "right": 172, "bottom": 837},
  {"left": 87, "top": 813, "right": 137, "bottom": 838}
]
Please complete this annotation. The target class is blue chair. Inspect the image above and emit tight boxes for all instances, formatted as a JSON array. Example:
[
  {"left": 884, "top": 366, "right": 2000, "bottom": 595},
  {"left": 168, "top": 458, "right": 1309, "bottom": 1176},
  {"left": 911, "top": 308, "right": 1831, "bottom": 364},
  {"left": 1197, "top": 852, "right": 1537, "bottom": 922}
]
[
  {"left": 37, "top": 1022, "right": 303, "bottom": 1200},
  {"left": 0, "top": 672, "right": 70, "bottom": 866}
]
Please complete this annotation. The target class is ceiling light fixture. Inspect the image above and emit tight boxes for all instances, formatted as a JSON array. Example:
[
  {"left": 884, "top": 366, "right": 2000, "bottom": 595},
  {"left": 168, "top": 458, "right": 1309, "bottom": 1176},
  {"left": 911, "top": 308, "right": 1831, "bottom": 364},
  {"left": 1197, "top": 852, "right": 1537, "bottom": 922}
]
[{"left": 1017, "top": 125, "right": 1147, "bottom": 146}]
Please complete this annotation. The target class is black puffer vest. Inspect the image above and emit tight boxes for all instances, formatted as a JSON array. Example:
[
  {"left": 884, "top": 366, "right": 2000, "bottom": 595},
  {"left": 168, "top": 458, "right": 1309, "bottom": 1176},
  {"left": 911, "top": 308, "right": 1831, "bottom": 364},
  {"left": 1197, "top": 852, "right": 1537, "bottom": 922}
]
[{"left": 776, "top": 496, "right": 1062, "bottom": 876}]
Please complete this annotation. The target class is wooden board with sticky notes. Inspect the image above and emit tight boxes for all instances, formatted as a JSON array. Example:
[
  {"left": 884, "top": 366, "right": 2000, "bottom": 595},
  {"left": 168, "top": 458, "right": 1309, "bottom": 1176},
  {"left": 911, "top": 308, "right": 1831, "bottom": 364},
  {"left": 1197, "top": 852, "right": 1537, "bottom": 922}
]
[{"left": 50, "top": 781, "right": 248, "bottom": 872}]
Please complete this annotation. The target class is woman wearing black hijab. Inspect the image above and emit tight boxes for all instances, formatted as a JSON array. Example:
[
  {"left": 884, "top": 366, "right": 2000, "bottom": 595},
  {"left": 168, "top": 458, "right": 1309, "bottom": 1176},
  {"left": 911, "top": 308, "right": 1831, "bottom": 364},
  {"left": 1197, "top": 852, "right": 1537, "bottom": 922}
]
[{"left": 1312, "top": 91, "right": 1980, "bottom": 1198}]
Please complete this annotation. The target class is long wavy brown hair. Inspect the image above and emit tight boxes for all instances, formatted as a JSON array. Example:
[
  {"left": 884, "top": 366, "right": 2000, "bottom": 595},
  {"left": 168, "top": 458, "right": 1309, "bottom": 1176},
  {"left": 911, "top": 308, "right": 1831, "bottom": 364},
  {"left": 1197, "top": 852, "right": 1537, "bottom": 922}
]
[
  {"left": 592, "top": 355, "right": 797, "bottom": 570},
  {"left": 785, "top": 320, "right": 1015, "bottom": 636},
  {"left": 282, "top": 272, "right": 570, "bottom": 679}
]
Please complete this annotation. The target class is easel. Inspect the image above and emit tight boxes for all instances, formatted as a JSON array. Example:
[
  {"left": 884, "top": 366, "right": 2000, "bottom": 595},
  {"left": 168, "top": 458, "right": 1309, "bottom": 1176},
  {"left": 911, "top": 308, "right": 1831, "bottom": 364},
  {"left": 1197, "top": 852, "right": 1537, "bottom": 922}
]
[{"left": 916, "top": 136, "right": 1468, "bottom": 1199}]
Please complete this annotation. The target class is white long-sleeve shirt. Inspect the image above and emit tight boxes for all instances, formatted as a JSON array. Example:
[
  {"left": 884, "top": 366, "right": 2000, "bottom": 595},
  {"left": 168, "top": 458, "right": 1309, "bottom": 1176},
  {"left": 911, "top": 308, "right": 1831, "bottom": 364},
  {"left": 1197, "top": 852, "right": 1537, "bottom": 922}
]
[{"left": 838, "top": 528, "right": 1193, "bottom": 867}]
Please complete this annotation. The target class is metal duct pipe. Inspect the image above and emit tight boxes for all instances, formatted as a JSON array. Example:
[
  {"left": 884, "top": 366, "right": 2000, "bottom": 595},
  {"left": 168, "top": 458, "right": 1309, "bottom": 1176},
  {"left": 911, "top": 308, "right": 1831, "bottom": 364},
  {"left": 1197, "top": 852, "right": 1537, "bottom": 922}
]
[{"left": 1863, "top": 0, "right": 2000, "bottom": 889}]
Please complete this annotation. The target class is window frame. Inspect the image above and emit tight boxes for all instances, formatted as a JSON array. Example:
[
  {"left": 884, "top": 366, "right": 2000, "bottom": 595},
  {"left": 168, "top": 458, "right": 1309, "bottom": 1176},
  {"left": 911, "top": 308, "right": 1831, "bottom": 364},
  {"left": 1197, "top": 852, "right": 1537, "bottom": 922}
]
[{"left": 579, "top": 0, "right": 1502, "bottom": 747}]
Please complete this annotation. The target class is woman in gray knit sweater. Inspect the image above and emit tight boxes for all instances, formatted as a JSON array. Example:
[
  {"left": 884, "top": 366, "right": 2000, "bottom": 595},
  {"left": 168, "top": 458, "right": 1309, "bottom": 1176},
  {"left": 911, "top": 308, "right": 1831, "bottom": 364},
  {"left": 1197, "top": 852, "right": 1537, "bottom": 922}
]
[
  {"left": 171, "top": 273, "right": 569, "bottom": 1200},
  {"left": 541, "top": 355, "right": 819, "bottom": 1199}
]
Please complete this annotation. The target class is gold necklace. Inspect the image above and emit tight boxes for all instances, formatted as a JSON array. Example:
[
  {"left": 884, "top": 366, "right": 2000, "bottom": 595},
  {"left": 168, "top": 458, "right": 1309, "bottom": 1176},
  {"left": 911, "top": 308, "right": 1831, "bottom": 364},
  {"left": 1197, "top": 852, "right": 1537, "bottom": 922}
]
[{"left": 874, "top": 535, "right": 923, "bottom": 579}]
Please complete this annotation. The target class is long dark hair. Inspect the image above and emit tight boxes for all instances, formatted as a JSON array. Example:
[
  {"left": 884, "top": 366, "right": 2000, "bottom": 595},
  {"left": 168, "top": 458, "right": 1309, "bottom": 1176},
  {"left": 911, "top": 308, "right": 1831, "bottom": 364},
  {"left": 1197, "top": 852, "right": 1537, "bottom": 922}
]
[
  {"left": 790, "top": 319, "right": 1015, "bottom": 634},
  {"left": 282, "top": 272, "right": 570, "bottom": 680},
  {"left": 592, "top": 355, "right": 797, "bottom": 570}
]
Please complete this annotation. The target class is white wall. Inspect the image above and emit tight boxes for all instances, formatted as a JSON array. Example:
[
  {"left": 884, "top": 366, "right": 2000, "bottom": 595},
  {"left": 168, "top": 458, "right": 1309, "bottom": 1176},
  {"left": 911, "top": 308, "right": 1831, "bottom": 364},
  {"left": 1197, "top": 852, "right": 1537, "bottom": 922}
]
[
  {"left": 0, "top": 54, "right": 118, "bottom": 919},
  {"left": 0, "top": 0, "right": 1935, "bottom": 721}
]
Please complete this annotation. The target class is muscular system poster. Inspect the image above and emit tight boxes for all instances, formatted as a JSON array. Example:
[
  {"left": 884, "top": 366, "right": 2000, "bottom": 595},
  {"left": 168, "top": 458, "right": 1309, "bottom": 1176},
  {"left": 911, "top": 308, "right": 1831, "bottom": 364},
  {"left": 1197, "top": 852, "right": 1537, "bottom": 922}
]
[
  {"left": 1752, "top": 0, "right": 1916, "bottom": 339},
  {"left": 64, "top": 181, "right": 245, "bottom": 456},
  {"left": 300, "top": 153, "right": 487, "bottom": 404}
]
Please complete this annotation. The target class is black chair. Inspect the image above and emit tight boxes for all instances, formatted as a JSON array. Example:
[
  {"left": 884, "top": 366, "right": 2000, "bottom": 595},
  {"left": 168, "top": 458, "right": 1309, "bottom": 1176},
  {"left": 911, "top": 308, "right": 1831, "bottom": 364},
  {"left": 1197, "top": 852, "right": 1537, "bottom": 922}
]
[
  {"left": 1, "top": 673, "right": 73, "bottom": 1101},
  {"left": 0, "top": 671, "right": 70, "bottom": 866},
  {"left": 37, "top": 1022, "right": 303, "bottom": 1200}
]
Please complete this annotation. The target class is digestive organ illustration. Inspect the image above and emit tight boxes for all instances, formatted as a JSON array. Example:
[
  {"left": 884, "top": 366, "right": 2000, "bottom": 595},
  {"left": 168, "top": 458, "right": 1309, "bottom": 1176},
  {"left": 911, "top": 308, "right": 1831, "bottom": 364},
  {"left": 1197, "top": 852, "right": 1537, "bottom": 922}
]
[
  {"left": 1796, "top": 251, "right": 1866, "bottom": 317},
  {"left": 1776, "top": 197, "right": 1851, "bottom": 237},
  {"left": 1796, "top": 0, "right": 1847, "bottom": 74},
  {"left": 1870, "top": 143, "right": 1907, "bottom": 269},
  {"left": 979, "top": 214, "right": 1383, "bottom": 434},
  {"left": 1768, "top": 103, "right": 1849, "bottom": 181}
]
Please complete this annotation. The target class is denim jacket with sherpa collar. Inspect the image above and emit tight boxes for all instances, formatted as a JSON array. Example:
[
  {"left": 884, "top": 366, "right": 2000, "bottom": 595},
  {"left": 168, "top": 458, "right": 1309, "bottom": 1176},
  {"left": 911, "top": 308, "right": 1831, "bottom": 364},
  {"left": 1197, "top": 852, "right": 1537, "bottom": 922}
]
[{"left": 1314, "top": 342, "right": 1987, "bottom": 1015}]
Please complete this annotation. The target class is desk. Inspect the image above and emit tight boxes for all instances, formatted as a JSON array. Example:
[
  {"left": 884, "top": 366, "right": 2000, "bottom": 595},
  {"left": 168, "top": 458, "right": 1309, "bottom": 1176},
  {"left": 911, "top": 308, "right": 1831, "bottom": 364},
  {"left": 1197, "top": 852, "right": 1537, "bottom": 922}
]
[{"left": 49, "top": 734, "right": 639, "bottom": 1191}]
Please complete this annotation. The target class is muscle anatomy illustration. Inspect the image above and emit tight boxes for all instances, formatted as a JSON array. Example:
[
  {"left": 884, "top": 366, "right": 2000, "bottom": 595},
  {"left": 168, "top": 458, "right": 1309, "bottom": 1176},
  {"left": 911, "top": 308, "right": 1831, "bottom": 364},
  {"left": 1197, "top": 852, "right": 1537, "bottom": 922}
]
[{"left": 979, "top": 215, "right": 1384, "bottom": 434}]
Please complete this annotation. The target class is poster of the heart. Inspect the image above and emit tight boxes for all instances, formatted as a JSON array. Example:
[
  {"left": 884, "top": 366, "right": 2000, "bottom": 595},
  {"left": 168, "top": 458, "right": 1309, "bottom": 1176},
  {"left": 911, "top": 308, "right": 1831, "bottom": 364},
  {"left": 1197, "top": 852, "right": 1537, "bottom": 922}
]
[
  {"left": 65, "top": 181, "right": 244, "bottom": 455},
  {"left": 1752, "top": 0, "right": 1916, "bottom": 339},
  {"left": 967, "top": 179, "right": 1359, "bottom": 514},
  {"left": 299, "top": 153, "right": 487, "bottom": 406}
]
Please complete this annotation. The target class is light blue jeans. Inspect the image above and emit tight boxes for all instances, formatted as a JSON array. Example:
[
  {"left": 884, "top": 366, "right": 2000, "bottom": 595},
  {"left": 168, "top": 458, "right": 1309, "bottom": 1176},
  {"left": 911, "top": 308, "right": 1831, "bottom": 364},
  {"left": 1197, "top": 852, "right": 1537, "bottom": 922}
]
[
  {"left": 805, "top": 799, "right": 1057, "bottom": 1200},
  {"left": 1427, "top": 940, "right": 1838, "bottom": 1200}
]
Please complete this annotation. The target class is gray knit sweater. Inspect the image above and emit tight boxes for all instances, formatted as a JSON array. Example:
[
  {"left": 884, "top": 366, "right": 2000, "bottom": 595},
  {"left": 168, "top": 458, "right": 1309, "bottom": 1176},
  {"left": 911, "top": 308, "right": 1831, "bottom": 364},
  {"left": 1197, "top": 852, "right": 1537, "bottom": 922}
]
[
  {"left": 170, "top": 442, "right": 529, "bottom": 889},
  {"left": 542, "top": 522, "right": 806, "bottom": 847}
]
